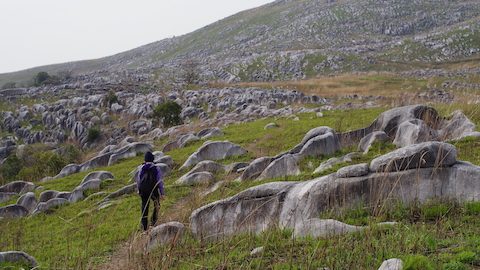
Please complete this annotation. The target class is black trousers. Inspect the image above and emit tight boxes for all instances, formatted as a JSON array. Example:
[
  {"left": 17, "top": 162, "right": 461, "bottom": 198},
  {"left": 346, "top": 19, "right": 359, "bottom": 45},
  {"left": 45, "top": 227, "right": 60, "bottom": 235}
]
[{"left": 140, "top": 190, "right": 160, "bottom": 231}]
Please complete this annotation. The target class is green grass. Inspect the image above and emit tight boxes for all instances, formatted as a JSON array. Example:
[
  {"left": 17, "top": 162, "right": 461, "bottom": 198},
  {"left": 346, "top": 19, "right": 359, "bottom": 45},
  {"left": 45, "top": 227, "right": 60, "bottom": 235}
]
[{"left": 1, "top": 105, "right": 479, "bottom": 269}]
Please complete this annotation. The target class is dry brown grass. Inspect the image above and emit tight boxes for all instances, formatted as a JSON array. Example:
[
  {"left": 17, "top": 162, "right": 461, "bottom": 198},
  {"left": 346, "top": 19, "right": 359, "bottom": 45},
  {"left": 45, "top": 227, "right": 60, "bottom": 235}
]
[{"left": 211, "top": 72, "right": 429, "bottom": 98}]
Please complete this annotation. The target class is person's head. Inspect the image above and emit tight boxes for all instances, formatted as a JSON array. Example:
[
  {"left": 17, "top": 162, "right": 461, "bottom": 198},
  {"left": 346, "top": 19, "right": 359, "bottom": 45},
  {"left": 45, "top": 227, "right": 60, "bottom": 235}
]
[{"left": 144, "top": 151, "right": 154, "bottom": 163}]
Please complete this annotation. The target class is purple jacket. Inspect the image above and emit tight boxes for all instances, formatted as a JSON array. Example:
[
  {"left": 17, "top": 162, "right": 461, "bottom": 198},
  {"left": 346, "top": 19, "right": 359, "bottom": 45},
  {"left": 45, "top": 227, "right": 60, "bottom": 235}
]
[{"left": 136, "top": 162, "right": 165, "bottom": 195}]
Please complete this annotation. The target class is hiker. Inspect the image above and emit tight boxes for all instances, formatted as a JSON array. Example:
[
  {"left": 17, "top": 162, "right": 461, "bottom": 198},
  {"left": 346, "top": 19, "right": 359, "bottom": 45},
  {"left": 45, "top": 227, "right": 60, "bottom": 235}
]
[{"left": 136, "top": 151, "right": 165, "bottom": 230}]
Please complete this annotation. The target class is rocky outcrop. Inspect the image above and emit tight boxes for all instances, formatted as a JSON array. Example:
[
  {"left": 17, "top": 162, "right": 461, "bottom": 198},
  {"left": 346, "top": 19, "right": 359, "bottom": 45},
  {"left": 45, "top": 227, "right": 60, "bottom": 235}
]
[
  {"left": 108, "top": 142, "right": 153, "bottom": 166},
  {"left": 81, "top": 171, "right": 114, "bottom": 184},
  {"left": 293, "top": 218, "right": 396, "bottom": 238},
  {"left": 240, "top": 157, "right": 274, "bottom": 181},
  {"left": 0, "top": 205, "right": 29, "bottom": 218},
  {"left": 33, "top": 198, "right": 70, "bottom": 214},
  {"left": 190, "top": 142, "right": 480, "bottom": 240},
  {"left": 358, "top": 131, "right": 389, "bottom": 153},
  {"left": 16, "top": 192, "right": 37, "bottom": 213},
  {"left": 180, "top": 141, "right": 247, "bottom": 170},
  {"left": 0, "top": 181, "right": 35, "bottom": 194}
]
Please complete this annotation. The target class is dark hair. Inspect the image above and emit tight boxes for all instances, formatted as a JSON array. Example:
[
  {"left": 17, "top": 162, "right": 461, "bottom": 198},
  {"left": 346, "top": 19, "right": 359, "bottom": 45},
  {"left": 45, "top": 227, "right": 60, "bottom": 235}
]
[{"left": 144, "top": 151, "right": 154, "bottom": 162}]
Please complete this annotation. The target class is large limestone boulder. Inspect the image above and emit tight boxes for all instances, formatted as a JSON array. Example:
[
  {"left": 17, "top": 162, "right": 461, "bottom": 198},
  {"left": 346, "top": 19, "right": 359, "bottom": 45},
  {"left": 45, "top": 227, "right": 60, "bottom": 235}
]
[
  {"left": 81, "top": 171, "right": 114, "bottom": 184},
  {"left": 240, "top": 157, "right": 274, "bottom": 181},
  {"left": 190, "top": 143, "right": 480, "bottom": 240},
  {"left": 0, "top": 205, "right": 29, "bottom": 218},
  {"left": 16, "top": 192, "right": 37, "bottom": 213},
  {"left": 293, "top": 218, "right": 362, "bottom": 238},
  {"left": 180, "top": 141, "right": 247, "bottom": 170},
  {"left": 80, "top": 153, "right": 112, "bottom": 172},
  {"left": 393, "top": 119, "right": 438, "bottom": 147},
  {"left": 0, "top": 181, "right": 35, "bottom": 194},
  {"left": 108, "top": 142, "right": 153, "bottom": 166},
  {"left": 176, "top": 172, "right": 215, "bottom": 186},
  {"left": 336, "top": 163, "right": 369, "bottom": 178},
  {"left": 52, "top": 164, "right": 80, "bottom": 179},
  {"left": 147, "top": 222, "right": 185, "bottom": 250},
  {"left": 0, "top": 251, "right": 37, "bottom": 268},
  {"left": 370, "top": 142, "right": 457, "bottom": 173},
  {"left": 197, "top": 127, "right": 223, "bottom": 139},
  {"left": 258, "top": 154, "right": 301, "bottom": 180},
  {"left": 190, "top": 182, "right": 297, "bottom": 240},
  {"left": 75, "top": 179, "right": 102, "bottom": 193},
  {"left": 440, "top": 110, "right": 477, "bottom": 140}
]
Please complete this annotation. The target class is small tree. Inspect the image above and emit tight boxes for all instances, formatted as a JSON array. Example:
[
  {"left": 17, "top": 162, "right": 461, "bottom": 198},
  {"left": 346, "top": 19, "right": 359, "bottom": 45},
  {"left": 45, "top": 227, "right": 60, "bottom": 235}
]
[
  {"left": 87, "top": 128, "right": 101, "bottom": 143},
  {"left": 182, "top": 60, "right": 200, "bottom": 85},
  {"left": 104, "top": 91, "right": 119, "bottom": 107},
  {"left": 34, "top": 72, "right": 51, "bottom": 86},
  {"left": 153, "top": 101, "right": 183, "bottom": 127}
]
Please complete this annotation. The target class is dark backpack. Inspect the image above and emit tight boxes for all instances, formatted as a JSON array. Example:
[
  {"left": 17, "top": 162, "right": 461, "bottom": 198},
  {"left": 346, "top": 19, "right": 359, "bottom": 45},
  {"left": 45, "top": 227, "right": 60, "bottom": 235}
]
[{"left": 139, "top": 166, "right": 158, "bottom": 196}]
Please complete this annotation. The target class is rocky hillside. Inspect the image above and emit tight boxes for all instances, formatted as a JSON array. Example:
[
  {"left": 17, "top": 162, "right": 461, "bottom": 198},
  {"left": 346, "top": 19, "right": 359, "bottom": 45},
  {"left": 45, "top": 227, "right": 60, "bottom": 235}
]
[{"left": 2, "top": 0, "right": 480, "bottom": 86}]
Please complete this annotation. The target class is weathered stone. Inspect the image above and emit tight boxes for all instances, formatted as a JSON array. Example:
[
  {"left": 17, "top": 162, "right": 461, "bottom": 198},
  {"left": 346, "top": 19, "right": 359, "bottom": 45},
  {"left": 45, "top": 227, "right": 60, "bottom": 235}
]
[
  {"left": 0, "top": 181, "right": 35, "bottom": 194},
  {"left": 0, "top": 205, "right": 29, "bottom": 218},
  {"left": 370, "top": 142, "right": 457, "bottom": 172},
  {"left": 297, "top": 132, "right": 341, "bottom": 158},
  {"left": 81, "top": 171, "right": 114, "bottom": 184},
  {"left": 0, "top": 251, "right": 37, "bottom": 268},
  {"left": 39, "top": 190, "right": 60, "bottom": 203},
  {"left": 240, "top": 157, "right": 274, "bottom": 181},
  {"left": 180, "top": 141, "right": 247, "bottom": 170},
  {"left": 378, "top": 258, "right": 403, "bottom": 270},
  {"left": 258, "top": 154, "right": 301, "bottom": 180},
  {"left": 336, "top": 163, "right": 369, "bottom": 178},
  {"left": 264, "top": 123, "right": 279, "bottom": 130},
  {"left": 291, "top": 126, "right": 336, "bottom": 154},
  {"left": 16, "top": 192, "right": 37, "bottom": 213},
  {"left": 33, "top": 198, "right": 69, "bottom": 214},
  {"left": 0, "top": 192, "right": 17, "bottom": 204},
  {"left": 148, "top": 222, "right": 185, "bottom": 250},
  {"left": 176, "top": 172, "right": 215, "bottom": 186},
  {"left": 358, "top": 131, "right": 389, "bottom": 153},
  {"left": 393, "top": 119, "right": 438, "bottom": 147},
  {"left": 108, "top": 142, "right": 153, "bottom": 166}
]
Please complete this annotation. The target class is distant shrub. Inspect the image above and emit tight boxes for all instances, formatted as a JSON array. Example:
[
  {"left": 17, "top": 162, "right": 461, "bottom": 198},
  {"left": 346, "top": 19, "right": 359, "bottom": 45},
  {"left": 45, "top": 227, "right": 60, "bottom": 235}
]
[
  {"left": 153, "top": 101, "right": 183, "bottom": 128},
  {"left": 63, "top": 144, "right": 83, "bottom": 164},
  {"left": 403, "top": 255, "right": 434, "bottom": 270},
  {"left": 17, "top": 151, "right": 68, "bottom": 181},
  {"left": 34, "top": 72, "right": 51, "bottom": 86},
  {"left": 104, "top": 91, "right": 119, "bottom": 107},
  {"left": 87, "top": 128, "right": 101, "bottom": 142},
  {"left": 0, "top": 154, "right": 23, "bottom": 184}
]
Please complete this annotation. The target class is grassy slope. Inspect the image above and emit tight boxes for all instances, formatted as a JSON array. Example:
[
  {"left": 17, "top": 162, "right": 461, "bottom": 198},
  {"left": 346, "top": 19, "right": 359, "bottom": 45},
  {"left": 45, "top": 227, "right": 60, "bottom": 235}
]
[{"left": 0, "top": 105, "right": 479, "bottom": 269}]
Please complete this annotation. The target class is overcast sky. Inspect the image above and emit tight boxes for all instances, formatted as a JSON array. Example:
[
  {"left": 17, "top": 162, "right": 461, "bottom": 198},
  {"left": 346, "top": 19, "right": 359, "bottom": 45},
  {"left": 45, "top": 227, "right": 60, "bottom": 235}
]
[{"left": 0, "top": 0, "right": 273, "bottom": 74}]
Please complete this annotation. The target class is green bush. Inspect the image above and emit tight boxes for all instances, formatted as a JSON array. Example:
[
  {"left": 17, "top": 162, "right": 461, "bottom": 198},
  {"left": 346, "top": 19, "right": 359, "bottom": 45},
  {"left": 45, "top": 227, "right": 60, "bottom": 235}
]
[
  {"left": 0, "top": 154, "right": 23, "bottom": 184},
  {"left": 87, "top": 128, "right": 101, "bottom": 143},
  {"left": 455, "top": 251, "right": 476, "bottom": 264},
  {"left": 403, "top": 255, "right": 434, "bottom": 270},
  {"left": 443, "top": 261, "right": 466, "bottom": 270},
  {"left": 63, "top": 144, "right": 83, "bottom": 164},
  {"left": 34, "top": 71, "right": 51, "bottom": 86},
  {"left": 153, "top": 101, "right": 183, "bottom": 128},
  {"left": 17, "top": 151, "right": 68, "bottom": 181},
  {"left": 104, "top": 91, "right": 119, "bottom": 107}
]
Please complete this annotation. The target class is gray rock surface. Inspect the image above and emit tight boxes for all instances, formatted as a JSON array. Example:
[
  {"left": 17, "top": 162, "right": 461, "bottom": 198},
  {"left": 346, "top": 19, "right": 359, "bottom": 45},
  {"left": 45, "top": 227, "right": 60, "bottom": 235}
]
[
  {"left": 258, "top": 154, "right": 301, "bottom": 180},
  {"left": 240, "top": 157, "right": 274, "bottom": 181},
  {"left": 180, "top": 141, "right": 247, "bottom": 170},
  {"left": 39, "top": 190, "right": 60, "bottom": 203},
  {"left": 336, "top": 163, "right": 369, "bottom": 178},
  {"left": 0, "top": 181, "right": 35, "bottom": 194},
  {"left": 0, "top": 205, "right": 29, "bottom": 218},
  {"left": 297, "top": 132, "right": 341, "bottom": 158},
  {"left": 148, "top": 221, "right": 185, "bottom": 250},
  {"left": 378, "top": 258, "right": 404, "bottom": 270},
  {"left": 33, "top": 198, "right": 69, "bottom": 214},
  {"left": 370, "top": 142, "right": 457, "bottom": 172},
  {"left": 108, "top": 142, "right": 153, "bottom": 166},
  {"left": 0, "top": 251, "right": 38, "bottom": 268},
  {"left": 16, "top": 192, "right": 37, "bottom": 213},
  {"left": 358, "top": 131, "right": 389, "bottom": 153},
  {"left": 176, "top": 172, "right": 215, "bottom": 186},
  {"left": 393, "top": 119, "right": 438, "bottom": 147},
  {"left": 81, "top": 171, "right": 114, "bottom": 184},
  {"left": 0, "top": 192, "right": 17, "bottom": 204}
]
